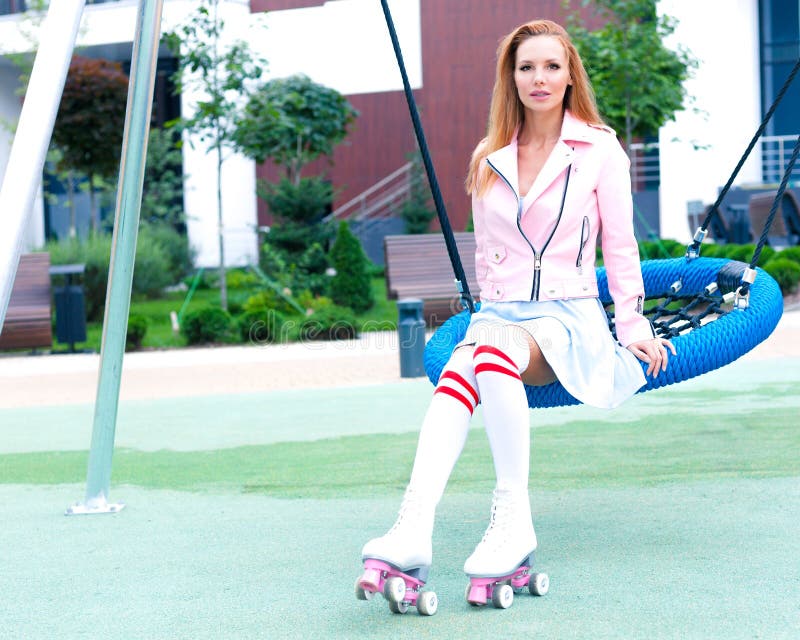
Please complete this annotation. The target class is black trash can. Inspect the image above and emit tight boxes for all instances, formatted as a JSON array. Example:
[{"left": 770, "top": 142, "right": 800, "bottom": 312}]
[
  {"left": 397, "top": 298, "right": 426, "bottom": 378},
  {"left": 50, "top": 264, "right": 87, "bottom": 352}
]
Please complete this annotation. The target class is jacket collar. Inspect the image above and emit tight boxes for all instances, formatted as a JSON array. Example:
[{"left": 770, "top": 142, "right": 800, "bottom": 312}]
[{"left": 485, "top": 110, "right": 591, "bottom": 206}]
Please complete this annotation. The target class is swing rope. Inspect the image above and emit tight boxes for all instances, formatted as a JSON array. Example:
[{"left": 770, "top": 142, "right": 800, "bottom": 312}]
[
  {"left": 377, "top": 5, "right": 785, "bottom": 405},
  {"left": 687, "top": 56, "right": 800, "bottom": 259},
  {"left": 379, "top": 0, "right": 475, "bottom": 313}
]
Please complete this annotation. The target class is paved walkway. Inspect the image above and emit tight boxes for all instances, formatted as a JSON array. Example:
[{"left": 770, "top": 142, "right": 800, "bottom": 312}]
[{"left": 1, "top": 306, "right": 799, "bottom": 408}]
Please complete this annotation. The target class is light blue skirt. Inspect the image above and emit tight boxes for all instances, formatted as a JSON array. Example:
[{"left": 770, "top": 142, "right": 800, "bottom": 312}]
[{"left": 456, "top": 299, "right": 646, "bottom": 409}]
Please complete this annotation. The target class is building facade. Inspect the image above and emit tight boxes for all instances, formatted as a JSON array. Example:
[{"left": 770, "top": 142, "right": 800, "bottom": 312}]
[{"left": 1, "top": 0, "right": 797, "bottom": 268}]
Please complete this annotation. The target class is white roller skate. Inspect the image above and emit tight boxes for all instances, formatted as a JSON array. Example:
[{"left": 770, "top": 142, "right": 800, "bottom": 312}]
[
  {"left": 356, "top": 489, "right": 438, "bottom": 616},
  {"left": 463, "top": 489, "right": 549, "bottom": 608}
]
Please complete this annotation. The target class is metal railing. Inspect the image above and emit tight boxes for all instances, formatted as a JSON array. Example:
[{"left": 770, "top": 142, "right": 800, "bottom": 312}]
[
  {"left": 629, "top": 141, "right": 661, "bottom": 191},
  {"left": 325, "top": 161, "right": 412, "bottom": 222},
  {"left": 761, "top": 134, "right": 800, "bottom": 183}
]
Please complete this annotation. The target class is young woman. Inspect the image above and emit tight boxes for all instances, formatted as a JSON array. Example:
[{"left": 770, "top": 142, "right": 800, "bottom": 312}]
[{"left": 359, "top": 18, "right": 675, "bottom": 606}]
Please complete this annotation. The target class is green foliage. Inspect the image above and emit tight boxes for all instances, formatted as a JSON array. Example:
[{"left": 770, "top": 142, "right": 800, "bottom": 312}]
[
  {"left": 717, "top": 243, "right": 775, "bottom": 266},
  {"left": 298, "top": 305, "right": 358, "bottom": 341},
  {"left": 163, "top": 0, "right": 268, "bottom": 311},
  {"left": 45, "top": 233, "right": 111, "bottom": 322},
  {"left": 52, "top": 55, "right": 129, "bottom": 231},
  {"left": 45, "top": 225, "right": 192, "bottom": 321},
  {"left": 162, "top": 1, "right": 266, "bottom": 154},
  {"left": 329, "top": 221, "right": 374, "bottom": 314},
  {"left": 258, "top": 177, "right": 335, "bottom": 255},
  {"left": 237, "top": 308, "right": 288, "bottom": 345},
  {"left": 638, "top": 238, "right": 686, "bottom": 260},
  {"left": 762, "top": 258, "right": 800, "bottom": 294},
  {"left": 401, "top": 152, "right": 435, "bottom": 234},
  {"left": 773, "top": 246, "right": 800, "bottom": 266},
  {"left": 141, "top": 127, "right": 186, "bottom": 227},
  {"left": 180, "top": 305, "right": 235, "bottom": 345},
  {"left": 234, "top": 73, "right": 359, "bottom": 183},
  {"left": 126, "top": 314, "right": 149, "bottom": 351},
  {"left": 565, "top": 0, "right": 698, "bottom": 146}
]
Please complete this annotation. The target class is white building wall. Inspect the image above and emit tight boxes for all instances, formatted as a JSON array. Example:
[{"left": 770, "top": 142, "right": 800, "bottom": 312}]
[
  {"left": 8, "top": 0, "right": 757, "bottom": 253},
  {"left": 0, "top": 0, "right": 420, "bottom": 266},
  {"left": 657, "top": 0, "right": 762, "bottom": 241}
]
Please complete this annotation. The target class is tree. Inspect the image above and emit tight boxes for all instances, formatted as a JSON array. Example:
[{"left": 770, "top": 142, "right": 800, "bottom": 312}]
[
  {"left": 233, "top": 73, "right": 359, "bottom": 185},
  {"left": 52, "top": 55, "right": 129, "bottom": 233},
  {"left": 400, "top": 150, "right": 436, "bottom": 234},
  {"left": 329, "top": 220, "right": 374, "bottom": 314},
  {"left": 163, "top": 0, "right": 267, "bottom": 311},
  {"left": 565, "top": 0, "right": 698, "bottom": 150},
  {"left": 141, "top": 126, "right": 186, "bottom": 229}
]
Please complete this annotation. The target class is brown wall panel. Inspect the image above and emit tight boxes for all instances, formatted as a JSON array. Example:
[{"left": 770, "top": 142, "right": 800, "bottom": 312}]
[{"left": 253, "top": 1, "right": 586, "bottom": 233}]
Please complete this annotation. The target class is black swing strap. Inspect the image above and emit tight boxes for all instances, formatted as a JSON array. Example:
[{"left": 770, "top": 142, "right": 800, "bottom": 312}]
[
  {"left": 687, "top": 56, "right": 800, "bottom": 258},
  {"left": 379, "top": 0, "right": 475, "bottom": 313}
]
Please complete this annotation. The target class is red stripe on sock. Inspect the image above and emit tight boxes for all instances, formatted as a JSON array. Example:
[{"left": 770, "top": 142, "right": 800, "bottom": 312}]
[
  {"left": 474, "top": 362, "right": 522, "bottom": 380},
  {"left": 439, "top": 370, "right": 479, "bottom": 406},
  {"left": 474, "top": 345, "right": 518, "bottom": 370},
  {"left": 434, "top": 386, "right": 475, "bottom": 414}
]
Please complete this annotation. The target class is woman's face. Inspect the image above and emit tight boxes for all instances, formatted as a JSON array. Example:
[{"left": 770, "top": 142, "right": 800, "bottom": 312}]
[{"left": 513, "top": 35, "right": 571, "bottom": 116}]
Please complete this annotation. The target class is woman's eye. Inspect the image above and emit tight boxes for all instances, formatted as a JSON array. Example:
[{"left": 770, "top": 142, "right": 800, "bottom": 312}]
[
  {"left": 548, "top": 63, "right": 560, "bottom": 70},
  {"left": 519, "top": 64, "right": 531, "bottom": 72}
]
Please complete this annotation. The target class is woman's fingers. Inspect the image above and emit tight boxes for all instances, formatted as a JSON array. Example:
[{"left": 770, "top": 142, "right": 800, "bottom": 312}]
[{"left": 629, "top": 338, "right": 676, "bottom": 377}]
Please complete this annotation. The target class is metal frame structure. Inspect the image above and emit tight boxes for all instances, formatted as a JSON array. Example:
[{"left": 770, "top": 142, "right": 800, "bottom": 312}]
[{"left": 0, "top": 0, "right": 165, "bottom": 515}]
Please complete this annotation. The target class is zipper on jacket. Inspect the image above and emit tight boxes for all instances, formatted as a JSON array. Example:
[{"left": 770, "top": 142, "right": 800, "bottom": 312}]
[
  {"left": 576, "top": 215, "right": 590, "bottom": 275},
  {"left": 486, "top": 158, "right": 572, "bottom": 301}
]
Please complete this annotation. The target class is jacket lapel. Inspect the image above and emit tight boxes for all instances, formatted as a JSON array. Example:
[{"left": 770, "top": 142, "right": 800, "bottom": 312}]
[
  {"left": 486, "top": 140, "right": 520, "bottom": 198},
  {"left": 521, "top": 140, "right": 575, "bottom": 213}
]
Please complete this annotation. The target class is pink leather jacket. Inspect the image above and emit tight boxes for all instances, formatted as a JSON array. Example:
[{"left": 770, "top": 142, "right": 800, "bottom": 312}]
[{"left": 471, "top": 110, "right": 654, "bottom": 347}]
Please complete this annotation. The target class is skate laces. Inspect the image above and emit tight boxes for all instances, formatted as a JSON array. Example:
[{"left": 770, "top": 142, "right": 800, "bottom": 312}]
[
  {"left": 478, "top": 490, "right": 516, "bottom": 548},
  {"left": 386, "top": 489, "right": 427, "bottom": 536}
]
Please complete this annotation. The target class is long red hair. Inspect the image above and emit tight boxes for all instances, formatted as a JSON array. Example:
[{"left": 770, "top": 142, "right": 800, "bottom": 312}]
[{"left": 465, "top": 19, "right": 603, "bottom": 197}]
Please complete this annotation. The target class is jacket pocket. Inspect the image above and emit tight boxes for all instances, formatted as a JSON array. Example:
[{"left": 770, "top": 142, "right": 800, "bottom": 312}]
[
  {"left": 564, "top": 278, "right": 598, "bottom": 298},
  {"left": 487, "top": 244, "right": 507, "bottom": 264},
  {"left": 576, "top": 216, "right": 590, "bottom": 274}
]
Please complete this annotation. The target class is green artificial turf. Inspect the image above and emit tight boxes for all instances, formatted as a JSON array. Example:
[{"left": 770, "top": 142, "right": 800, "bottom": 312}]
[{"left": 2, "top": 405, "right": 797, "bottom": 498}]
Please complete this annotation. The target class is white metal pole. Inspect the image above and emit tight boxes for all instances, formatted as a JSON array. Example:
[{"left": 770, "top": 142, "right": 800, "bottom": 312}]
[{"left": 0, "top": 0, "right": 86, "bottom": 333}]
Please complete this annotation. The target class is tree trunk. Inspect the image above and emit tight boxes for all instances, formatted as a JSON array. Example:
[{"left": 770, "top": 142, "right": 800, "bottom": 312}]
[
  {"left": 67, "top": 171, "right": 77, "bottom": 238},
  {"left": 217, "top": 143, "right": 228, "bottom": 311},
  {"left": 88, "top": 172, "right": 98, "bottom": 233}
]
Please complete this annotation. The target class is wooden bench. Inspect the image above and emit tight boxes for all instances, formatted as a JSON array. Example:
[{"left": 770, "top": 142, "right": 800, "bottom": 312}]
[
  {"left": 0, "top": 252, "right": 53, "bottom": 352},
  {"left": 748, "top": 190, "right": 800, "bottom": 247},
  {"left": 384, "top": 232, "right": 479, "bottom": 326}
]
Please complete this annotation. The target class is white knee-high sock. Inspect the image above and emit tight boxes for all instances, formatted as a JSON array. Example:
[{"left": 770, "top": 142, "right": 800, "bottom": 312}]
[
  {"left": 407, "top": 348, "right": 479, "bottom": 502},
  {"left": 472, "top": 342, "right": 531, "bottom": 493}
]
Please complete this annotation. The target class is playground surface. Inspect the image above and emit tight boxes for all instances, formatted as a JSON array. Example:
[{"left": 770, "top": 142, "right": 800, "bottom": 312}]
[{"left": 1, "top": 308, "right": 799, "bottom": 639}]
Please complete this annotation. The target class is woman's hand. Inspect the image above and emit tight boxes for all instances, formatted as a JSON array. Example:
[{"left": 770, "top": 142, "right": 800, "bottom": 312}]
[{"left": 627, "top": 337, "right": 676, "bottom": 377}]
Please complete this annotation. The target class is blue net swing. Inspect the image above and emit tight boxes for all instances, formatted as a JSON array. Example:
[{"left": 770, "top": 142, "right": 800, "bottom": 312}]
[{"left": 380, "top": 2, "right": 792, "bottom": 408}]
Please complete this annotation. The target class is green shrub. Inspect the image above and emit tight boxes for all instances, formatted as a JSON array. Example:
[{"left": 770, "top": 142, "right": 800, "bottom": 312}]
[
  {"left": 132, "top": 232, "right": 172, "bottom": 298},
  {"left": 126, "top": 314, "right": 149, "bottom": 351},
  {"left": 638, "top": 238, "right": 685, "bottom": 260},
  {"left": 45, "top": 233, "right": 111, "bottom": 322},
  {"left": 329, "top": 220, "right": 374, "bottom": 314},
  {"left": 138, "top": 222, "right": 194, "bottom": 286},
  {"left": 774, "top": 246, "right": 800, "bottom": 266},
  {"left": 298, "top": 304, "right": 357, "bottom": 341},
  {"left": 762, "top": 257, "right": 800, "bottom": 294},
  {"left": 226, "top": 268, "right": 259, "bottom": 290},
  {"left": 180, "top": 305, "right": 235, "bottom": 345},
  {"left": 237, "top": 308, "right": 287, "bottom": 345},
  {"left": 716, "top": 243, "right": 774, "bottom": 266},
  {"left": 258, "top": 177, "right": 334, "bottom": 255}
]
